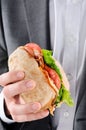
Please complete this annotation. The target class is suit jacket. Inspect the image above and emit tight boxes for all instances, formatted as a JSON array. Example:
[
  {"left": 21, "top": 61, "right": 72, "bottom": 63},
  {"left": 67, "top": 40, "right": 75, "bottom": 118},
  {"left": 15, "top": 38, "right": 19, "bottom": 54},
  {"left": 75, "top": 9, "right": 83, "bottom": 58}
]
[{"left": 0, "top": 0, "right": 86, "bottom": 130}]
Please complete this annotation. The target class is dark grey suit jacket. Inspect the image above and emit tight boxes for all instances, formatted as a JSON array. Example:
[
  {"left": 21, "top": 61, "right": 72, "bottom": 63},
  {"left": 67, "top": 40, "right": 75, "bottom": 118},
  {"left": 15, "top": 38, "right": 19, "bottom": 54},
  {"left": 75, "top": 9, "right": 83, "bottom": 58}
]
[{"left": 0, "top": 0, "right": 86, "bottom": 130}]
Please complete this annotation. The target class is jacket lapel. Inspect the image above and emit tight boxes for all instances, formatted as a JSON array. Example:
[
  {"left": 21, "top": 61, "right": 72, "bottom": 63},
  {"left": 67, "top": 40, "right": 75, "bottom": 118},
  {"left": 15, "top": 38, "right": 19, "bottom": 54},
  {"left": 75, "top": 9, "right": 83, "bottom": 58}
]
[
  {"left": 75, "top": 59, "right": 86, "bottom": 111},
  {"left": 75, "top": 10, "right": 86, "bottom": 112}
]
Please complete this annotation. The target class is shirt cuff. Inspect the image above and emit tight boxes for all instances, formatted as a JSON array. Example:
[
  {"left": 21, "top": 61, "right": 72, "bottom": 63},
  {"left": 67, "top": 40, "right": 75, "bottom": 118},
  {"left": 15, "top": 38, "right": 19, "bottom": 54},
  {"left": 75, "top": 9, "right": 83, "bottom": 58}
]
[{"left": 0, "top": 92, "right": 15, "bottom": 124}]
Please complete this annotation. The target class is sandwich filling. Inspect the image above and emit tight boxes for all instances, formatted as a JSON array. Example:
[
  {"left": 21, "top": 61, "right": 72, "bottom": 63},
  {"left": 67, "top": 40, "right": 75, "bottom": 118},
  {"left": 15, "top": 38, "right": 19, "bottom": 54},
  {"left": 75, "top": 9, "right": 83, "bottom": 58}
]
[{"left": 24, "top": 43, "right": 74, "bottom": 107}]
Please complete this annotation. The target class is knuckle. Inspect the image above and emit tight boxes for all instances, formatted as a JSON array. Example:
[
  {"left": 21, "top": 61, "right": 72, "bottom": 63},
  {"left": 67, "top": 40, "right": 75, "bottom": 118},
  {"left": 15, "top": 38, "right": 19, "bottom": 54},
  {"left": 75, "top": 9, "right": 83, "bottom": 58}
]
[
  {"left": 16, "top": 80, "right": 29, "bottom": 92},
  {"left": 23, "top": 106, "right": 29, "bottom": 113},
  {"left": 0, "top": 75, "right": 5, "bottom": 86},
  {"left": 16, "top": 80, "right": 25, "bottom": 89},
  {"left": 16, "top": 80, "right": 25, "bottom": 91},
  {"left": 8, "top": 103, "right": 17, "bottom": 115},
  {"left": 2, "top": 88, "right": 8, "bottom": 97},
  {"left": 3, "top": 86, "right": 13, "bottom": 99}
]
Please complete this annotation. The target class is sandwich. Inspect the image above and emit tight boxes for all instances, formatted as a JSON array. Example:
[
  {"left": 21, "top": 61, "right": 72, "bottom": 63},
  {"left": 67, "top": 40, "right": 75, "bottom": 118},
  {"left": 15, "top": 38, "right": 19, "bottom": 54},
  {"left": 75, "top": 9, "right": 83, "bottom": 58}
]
[{"left": 8, "top": 43, "right": 74, "bottom": 115}]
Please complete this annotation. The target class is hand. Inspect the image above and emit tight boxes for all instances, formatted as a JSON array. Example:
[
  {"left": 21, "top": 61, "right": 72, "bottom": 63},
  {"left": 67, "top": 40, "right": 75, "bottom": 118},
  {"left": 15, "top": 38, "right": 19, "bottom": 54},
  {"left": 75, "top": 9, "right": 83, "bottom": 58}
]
[{"left": 0, "top": 71, "right": 49, "bottom": 122}]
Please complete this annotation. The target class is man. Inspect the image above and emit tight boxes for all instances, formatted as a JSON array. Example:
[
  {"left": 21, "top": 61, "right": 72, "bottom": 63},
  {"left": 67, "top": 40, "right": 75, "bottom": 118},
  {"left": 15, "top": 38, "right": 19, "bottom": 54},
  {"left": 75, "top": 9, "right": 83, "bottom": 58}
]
[{"left": 0, "top": 0, "right": 86, "bottom": 130}]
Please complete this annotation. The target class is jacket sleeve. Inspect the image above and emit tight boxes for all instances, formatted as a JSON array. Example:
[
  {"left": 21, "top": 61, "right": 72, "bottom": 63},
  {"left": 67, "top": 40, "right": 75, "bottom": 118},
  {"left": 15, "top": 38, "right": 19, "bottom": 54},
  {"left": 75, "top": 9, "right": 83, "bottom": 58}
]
[
  {"left": 0, "top": 5, "right": 8, "bottom": 92},
  {"left": 0, "top": 3, "right": 9, "bottom": 130}
]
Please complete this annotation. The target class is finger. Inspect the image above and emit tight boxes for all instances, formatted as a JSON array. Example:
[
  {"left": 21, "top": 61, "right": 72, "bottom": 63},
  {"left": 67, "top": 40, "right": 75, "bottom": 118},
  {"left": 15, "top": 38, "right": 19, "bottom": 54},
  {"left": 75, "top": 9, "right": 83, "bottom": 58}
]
[
  {"left": 12, "top": 110, "right": 49, "bottom": 122},
  {"left": 0, "top": 71, "right": 25, "bottom": 86},
  {"left": 8, "top": 102, "right": 41, "bottom": 115},
  {"left": 3, "top": 79, "right": 36, "bottom": 99}
]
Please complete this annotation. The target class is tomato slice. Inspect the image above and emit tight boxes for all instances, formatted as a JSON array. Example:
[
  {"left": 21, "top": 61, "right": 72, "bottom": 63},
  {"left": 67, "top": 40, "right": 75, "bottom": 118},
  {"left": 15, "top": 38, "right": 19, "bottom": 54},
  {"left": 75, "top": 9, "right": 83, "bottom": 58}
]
[{"left": 44, "top": 64, "right": 61, "bottom": 89}]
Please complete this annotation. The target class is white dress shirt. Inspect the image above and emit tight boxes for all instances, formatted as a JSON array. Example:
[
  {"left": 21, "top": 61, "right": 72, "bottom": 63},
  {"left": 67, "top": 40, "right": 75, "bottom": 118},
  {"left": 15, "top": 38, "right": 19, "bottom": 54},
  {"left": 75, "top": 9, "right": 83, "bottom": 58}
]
[
  {"left": 50, "top": 0, "right": 86, "bottom": 130},
  {"left": 0, "top": 1, "right": 86, "bottom": 130}
]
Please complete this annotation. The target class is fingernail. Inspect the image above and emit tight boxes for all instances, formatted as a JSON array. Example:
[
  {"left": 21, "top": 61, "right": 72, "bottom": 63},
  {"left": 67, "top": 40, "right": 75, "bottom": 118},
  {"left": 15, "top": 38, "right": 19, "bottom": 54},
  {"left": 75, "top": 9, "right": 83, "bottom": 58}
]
[
  {"left": 32, "top": 103, "right": 41, "bottom": 111},
  {"left": 17, "top": 72, "right": 24, "bottom": 78},
  {"left": 26, "top": 80, "right": 36, "bottom": 88}
]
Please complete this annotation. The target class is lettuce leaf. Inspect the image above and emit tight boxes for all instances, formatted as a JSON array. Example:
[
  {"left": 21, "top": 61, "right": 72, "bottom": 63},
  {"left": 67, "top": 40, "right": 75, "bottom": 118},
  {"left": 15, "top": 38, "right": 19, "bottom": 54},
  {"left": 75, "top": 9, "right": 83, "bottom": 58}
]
[
  {"left": 55, "top": 84, "right": 74, "bottom": 106},
  {"left": 42, "top": 49, "right": 74, "bottom": 107},
  {"left": 42, "top": 49, "right": 62, "bottom": 79}
]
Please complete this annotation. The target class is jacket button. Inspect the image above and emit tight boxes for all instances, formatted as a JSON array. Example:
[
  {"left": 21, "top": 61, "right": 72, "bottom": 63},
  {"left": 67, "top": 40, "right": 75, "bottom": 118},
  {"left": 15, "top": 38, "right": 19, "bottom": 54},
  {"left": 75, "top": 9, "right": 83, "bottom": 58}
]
[
  {"left": 64, "top": 111, "right": 69, "bottom": 118},
  {"left": 67, "top": 73, "right": 73, "bottom": 81}
]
